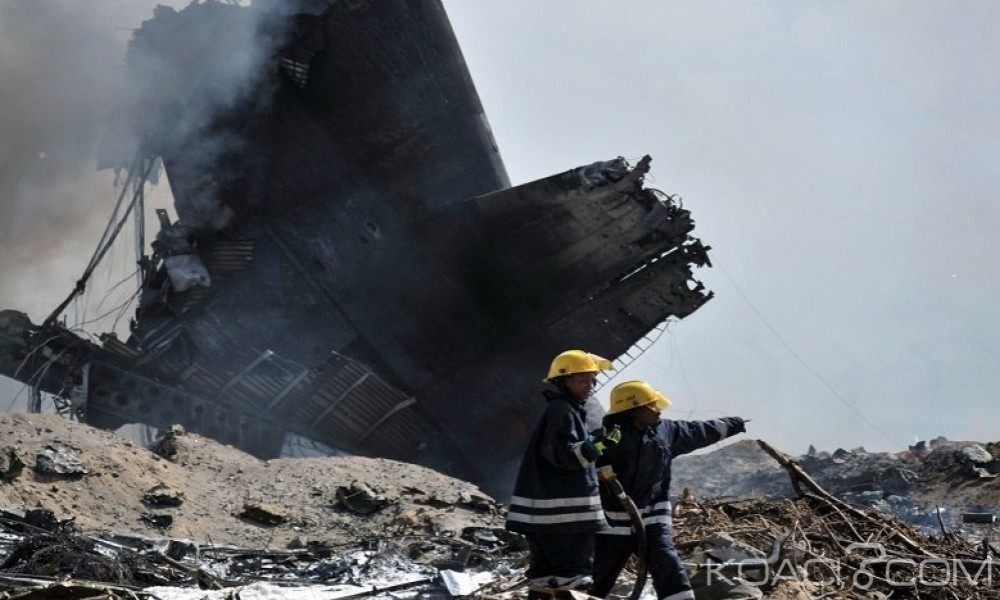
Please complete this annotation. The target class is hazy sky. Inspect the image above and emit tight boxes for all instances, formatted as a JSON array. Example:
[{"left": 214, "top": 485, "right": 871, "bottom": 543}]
[
  {"left": 443, "top": 1, "right": 1000, "bottom": 454},
  {"left": 2, "top": 1, "right": 998, "bottom": 456}
]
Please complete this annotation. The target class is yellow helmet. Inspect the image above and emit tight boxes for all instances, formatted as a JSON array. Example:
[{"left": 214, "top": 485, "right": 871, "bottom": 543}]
[
  {"left": 607, "top": 380, "right": 672, "bottom": 415},
  {"left": 544, "top": 350, "right": 612, "bottom": 382}
]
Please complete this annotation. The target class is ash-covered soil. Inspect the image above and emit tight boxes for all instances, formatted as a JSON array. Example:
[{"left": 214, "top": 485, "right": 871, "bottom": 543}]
[{"left": 0, "top": 413, "right": 504, "bottom": 549}]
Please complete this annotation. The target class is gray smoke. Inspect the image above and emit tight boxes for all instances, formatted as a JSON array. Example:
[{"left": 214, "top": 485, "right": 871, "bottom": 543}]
[
  {"left": 105, "top": 1, "right": 288, "bottom": 232},
  {"left": 0, "top": 0, "right": 180, "bottom": 322},
  {"left": 0, "top": 0, "right": 290, "bottom": 408},
  {"left": 0, "top": 0, "right": 283, "bottom": 324}
]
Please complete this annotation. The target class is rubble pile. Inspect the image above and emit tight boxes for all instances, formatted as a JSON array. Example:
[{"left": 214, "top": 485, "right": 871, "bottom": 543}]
[
  {"left": 0, "top": 511, "right": 522, "bottom": 599},
  {"left": 674, "top": 438, "right": 1000, "bottom": 534},
  {"left": 0, "top": 412, "right": 527, "bottom": 598},
  {"left": 663, "top": 442, "right": 1000, "bottom": 600},
  {"left": 1, "top": 413, "right": 999, "bottom": 598}
]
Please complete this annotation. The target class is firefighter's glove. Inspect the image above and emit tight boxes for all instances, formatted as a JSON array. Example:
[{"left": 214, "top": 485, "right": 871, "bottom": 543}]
[
  {"left": 592, "top": 425, "right": 622, "bottom": 453},
  {"left": 580, "top": 426, "right": 623, "bottom": 461},
  {"left": 580, "top": 438, "right": 602, "bottom": 461}
]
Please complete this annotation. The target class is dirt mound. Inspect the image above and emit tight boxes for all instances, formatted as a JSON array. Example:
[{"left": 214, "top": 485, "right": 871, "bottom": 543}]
[
  {"left": 673, "top": 439, "right": 792, "bottom": 499},
  {"left": 0, "top": 413, "right": 503, "bottom": 549}
]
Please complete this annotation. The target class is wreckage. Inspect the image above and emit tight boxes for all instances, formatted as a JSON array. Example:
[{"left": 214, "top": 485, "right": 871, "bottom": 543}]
[
  {"left": 1, "top": 418, "right": 998, "bottom": 600},
  {"left": 0, "top": 0, "right": 712, "bottom": 497}
]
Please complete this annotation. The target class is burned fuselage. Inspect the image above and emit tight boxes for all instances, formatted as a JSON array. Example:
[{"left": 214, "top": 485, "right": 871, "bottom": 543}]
[{"left": 0, "top": 0, "right": 712, "bottom": 497}]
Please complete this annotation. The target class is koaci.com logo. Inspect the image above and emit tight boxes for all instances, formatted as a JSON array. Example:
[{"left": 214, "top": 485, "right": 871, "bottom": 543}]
[{"left": 703, "top": 543, "right": 999, "bottom": 594}]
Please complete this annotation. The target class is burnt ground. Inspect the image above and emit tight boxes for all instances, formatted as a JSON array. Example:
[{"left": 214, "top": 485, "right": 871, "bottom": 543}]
[{"left": 2, "top": 413, "right": 1000, "bottom": 599}]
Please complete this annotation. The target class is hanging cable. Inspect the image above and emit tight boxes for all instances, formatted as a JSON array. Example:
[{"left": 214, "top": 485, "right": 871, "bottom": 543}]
[
  {"left": 134, "top": 164, "right": 146, "bottom": 290},
  {"left": 716, "top": 260, "right": 904, "bottom": 449},
  {"left": 110, "top": 288, "right": 141, "bottom": 334},
  {"left": 88, "top": 268, "right": 141, "bottom": 320},
  {"left": 74, "top": 287, "right": 141, "bottom": 329},
  {"left": 6, "top": 344, "right": 77, "bottom": 412},
  {"left": 43, "top": 154, "right": 156, "bottom": 328},
  {"left": 669, "top": 332, "right": 701, "bottom": 419}
]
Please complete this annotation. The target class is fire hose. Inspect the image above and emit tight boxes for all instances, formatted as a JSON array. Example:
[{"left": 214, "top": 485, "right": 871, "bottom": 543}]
[{"left": 597, "top": 466, "right": 647, "bottom": 600}]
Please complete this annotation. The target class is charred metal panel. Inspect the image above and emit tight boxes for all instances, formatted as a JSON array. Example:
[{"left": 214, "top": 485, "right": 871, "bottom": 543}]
[
  {"left": 85, "top": 361, "right": 286, "bottom": 456},
  {"left": 406, "top": 161, "right": 714, "bottom": 489},
  {"left": 0, "top": 310, "right": 91, "bottom": 406},
  {"left": 0, "top": 0, "right": 714, "bottom": 498}
]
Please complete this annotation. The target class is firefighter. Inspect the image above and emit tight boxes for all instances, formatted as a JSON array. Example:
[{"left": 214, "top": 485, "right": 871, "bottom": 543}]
[
  {"left": 592, "top": 380, "right": 748, "bottom": 600},
  {"left": 505, "top": 350, "right": 620, "bottom": 597}
]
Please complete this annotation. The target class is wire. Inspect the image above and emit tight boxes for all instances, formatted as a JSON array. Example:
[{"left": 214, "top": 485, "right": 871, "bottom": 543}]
[
  {"left": 669, "top": 332, "right": 700, "bottom": 419},
  {"left": 74, "top": 288, "right": 141, "bottom": 329},
  {"left": 10, "top": 332, "right": 72, "bottom": 380},
  {"left": 43, "top": 154, "right": 155, "bottom": 328},
  {"left": 134, "top": 171, "right": 146, "bottom": 290},
  {"left": 90, "top": 268, "right": 141, "bottom": 318},
  {"left": 638, "top": 325, "right": 702, "bottom": 420},
  {"left": 80, "top": 207, "right": 143, "bottom": 332},
  {"left": 4, "top": 385, "right": 29, "bottom": 412},
  {"left": 5, "top": 344, "right": 76, "bottom": 412},
  {"left": 110, "top": 287, "right": 141, "bottom": 334},
  {"left": 716, "top": 260, "right": 904, "bottom": 449}
]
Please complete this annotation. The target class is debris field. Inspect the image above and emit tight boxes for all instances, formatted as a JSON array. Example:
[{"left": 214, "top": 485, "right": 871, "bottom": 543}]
[{"left": 0, "top": 412, "right": 997, "bottom": 599}]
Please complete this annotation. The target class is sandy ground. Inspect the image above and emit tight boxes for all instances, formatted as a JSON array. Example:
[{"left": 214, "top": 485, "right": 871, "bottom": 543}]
[{"left": 0, "top": 412, "right": 504, "bottom": 550}]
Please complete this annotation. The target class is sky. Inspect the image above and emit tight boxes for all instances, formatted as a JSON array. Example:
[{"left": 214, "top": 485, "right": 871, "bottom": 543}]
[{"left": 2, "top": 1, "right": 999, "bottom": 457}]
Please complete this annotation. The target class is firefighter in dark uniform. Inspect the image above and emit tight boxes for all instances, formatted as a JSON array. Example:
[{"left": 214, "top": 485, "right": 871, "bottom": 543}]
[
  {"left": 505, "top": 350, "right": 620, "bottom": 597},
  {"left": 592, "top": 380, "right": 748, "bottom": 600}
]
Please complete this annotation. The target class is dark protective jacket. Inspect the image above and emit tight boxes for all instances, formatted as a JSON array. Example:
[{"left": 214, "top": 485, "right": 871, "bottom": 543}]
[
  {"left": 597, "top": 417, "right": 745, "bottom": 534},
  {"left": 505, "top": 389, "right": 607, "bottom": 534}
]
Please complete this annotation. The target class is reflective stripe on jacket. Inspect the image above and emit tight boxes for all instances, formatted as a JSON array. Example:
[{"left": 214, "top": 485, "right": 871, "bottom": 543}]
[
  {"left": 601, "top": 499, "right": 672, "bottom": 535},
  {"left": 596, "top": 417, "right": 745, "bottom": 536},
  {"left": 506, "top": 389, "right": 607, "bottom": 533}
]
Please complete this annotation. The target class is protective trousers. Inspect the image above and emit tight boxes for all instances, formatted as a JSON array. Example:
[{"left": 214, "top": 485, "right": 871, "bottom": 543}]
[
  {"left": 592, "top": 523, "right": 694, "bottom": 600},
  {"left": 524, "top": 532, "right": 595, "bottom": 590}
]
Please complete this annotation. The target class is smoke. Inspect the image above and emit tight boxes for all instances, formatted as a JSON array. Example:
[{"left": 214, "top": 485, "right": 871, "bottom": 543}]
[
  {"left": 0, "top": 0, "right": 186, "bottom": 323},
  {"left": 106, "top": 1, "right": 289, "bottom": 230},
  {"left": 0, "top": 0, "right": 290, "bottom": 408},
  {"left": 0, "top": 0, "right": 284, "bottom": 324}
]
